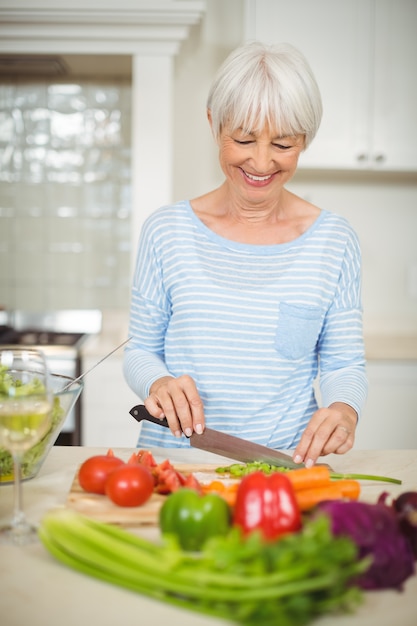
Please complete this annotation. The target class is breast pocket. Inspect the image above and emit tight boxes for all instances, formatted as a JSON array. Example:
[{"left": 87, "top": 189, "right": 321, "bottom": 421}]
[{"left": 275, "top": 302, "right": 325, "bottom": 360}]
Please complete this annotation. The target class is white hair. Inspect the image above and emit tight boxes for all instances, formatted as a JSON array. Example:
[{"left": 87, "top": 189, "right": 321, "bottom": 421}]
[{"left": 207, "top": 41, "right": 322, "bottom": 149}]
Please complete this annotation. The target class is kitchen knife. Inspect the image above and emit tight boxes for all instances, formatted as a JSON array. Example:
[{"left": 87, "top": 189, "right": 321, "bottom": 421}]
[{"left": 129, "top": 404, "right": 304, "bottom": 469}]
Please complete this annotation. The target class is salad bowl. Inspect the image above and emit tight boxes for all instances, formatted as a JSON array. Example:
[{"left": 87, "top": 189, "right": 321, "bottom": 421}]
[{"left": 0, "top": 372, "right": 83, "bottom": 483}]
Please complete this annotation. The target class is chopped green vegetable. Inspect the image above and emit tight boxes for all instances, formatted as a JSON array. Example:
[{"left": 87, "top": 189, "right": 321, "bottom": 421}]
[
  {"left": 0, "top": 396, "right": 63, "bottom": 480},
  {"left": 216, "top": 462, "right": 402, "bottom": 485},
  {"left": 0, "top": 366, "right": 64, "bottom": 480},
  {"left": 39, "top": 508, "right": 368, "bottom": 626},
  {"left": 0, "top": 365, "right": 46, "bottom": 397}
]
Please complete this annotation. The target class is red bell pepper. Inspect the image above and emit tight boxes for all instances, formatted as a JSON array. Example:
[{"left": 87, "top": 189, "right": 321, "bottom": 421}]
[{"left": 233, "top": 470, "right": 301, "bottom": 541}]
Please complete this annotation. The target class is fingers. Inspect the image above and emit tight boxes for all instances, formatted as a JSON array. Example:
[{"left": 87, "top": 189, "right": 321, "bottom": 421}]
[
  {"left": 146, "top": 375, "right": 205, "bottom": 438},
  {"left": 293, "top": 404, "right": 357, "bottom": 467}
]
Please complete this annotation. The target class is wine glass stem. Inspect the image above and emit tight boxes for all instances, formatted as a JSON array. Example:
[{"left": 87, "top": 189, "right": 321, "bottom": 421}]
[{"left": 12, "top": 453, "right": 27, "bottom": 529}]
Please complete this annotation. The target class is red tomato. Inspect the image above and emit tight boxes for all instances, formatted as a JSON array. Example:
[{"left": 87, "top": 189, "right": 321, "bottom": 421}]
[
  {"left": 105, "top": 464, "right": 154, "bottom": 507},
  {"left": 127, "top": 450, "right": 156, "bottom": 467},
  {"left": 183, "top": 473, "right": 202, "bottom": 493},
  {"left": 78, "top": 454, "right": 125, "bottom": 494},
  {"left": 154, "top": 468, "right": 183, "bottom": 494}
]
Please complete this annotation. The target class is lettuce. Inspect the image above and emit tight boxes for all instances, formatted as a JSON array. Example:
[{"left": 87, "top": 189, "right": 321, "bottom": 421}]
[{"left": 0, "top": 366, "right": 64, "bottom": 480}]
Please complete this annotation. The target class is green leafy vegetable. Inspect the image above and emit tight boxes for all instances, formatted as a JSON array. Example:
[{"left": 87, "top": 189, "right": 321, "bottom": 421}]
[
  {"left": 0, "top": 365, "right": 64, "bottom": 480},
  {"left": 0, "top": 365, "right": 45, "bottom": 397},
  {"left": 39, "top": 508, "right": 368, "bottom": 626},
  {"left": 0, "top": 396, "right": 63, "bottom": 480},
  {"left": 216, "top": 462, "right": 402, "bottom": 485}
]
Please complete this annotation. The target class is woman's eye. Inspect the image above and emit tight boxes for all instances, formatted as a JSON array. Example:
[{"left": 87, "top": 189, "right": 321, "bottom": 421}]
[
  {"left": 234, "top": 139, "right": 252, "bottom": 145},
  {"left": 273, "top": 143, "right": 291, "bottom": 150}
]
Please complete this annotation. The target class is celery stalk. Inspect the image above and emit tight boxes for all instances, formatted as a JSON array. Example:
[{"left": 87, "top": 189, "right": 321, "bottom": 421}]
[
  {"left": 40, "top": 511, "right": 335, "bottom": 600},
  {"left": 38, "top": 509, "right": 367, "bottom": 626}
]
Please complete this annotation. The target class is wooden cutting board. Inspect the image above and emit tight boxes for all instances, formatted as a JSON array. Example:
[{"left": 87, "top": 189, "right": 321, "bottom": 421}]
[{"left": 66, "top": 463, "right": 230, "bottom": 527}]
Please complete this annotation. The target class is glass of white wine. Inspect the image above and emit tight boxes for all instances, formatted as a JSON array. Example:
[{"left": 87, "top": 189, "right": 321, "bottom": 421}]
[{"left": 0, "top": 347, "right": 53, "bottom": 544}]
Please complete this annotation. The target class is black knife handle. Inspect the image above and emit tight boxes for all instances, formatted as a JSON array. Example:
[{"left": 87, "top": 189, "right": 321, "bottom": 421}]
[{"left": 129, "top": 404, "right": 170, "bottom": 429}]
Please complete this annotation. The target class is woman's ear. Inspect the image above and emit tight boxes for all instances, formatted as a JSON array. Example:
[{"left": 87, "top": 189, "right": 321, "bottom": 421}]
[
  {"left": 207, "top": 109, "right": 218, "bottom": 141},
  {"left": 207, "top": 109, "right": 213, "bottom": 128}
]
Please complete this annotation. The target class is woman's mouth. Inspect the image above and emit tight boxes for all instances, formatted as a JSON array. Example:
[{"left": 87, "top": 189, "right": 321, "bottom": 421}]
[{"left": 242, "top": 169, "right": 275, "bottom": 185}]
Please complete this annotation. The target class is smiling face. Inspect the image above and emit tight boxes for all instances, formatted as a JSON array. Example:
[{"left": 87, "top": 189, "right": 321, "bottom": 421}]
[{"left": 215, "top": 121, "right": 305, "bottom": 207}]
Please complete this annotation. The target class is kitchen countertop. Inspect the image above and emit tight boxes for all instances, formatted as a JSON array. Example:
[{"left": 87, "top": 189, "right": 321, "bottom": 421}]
[
  {"left": 364, "top": 334, "right": 417, "bottom": 361},
  {"left": 0, "top": 446, "right": 416, "bottom": 626}
]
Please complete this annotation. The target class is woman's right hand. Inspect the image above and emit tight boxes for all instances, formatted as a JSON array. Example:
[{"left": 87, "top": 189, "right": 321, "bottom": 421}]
[{"left": 145, "top": 375, "right": 205, "bottom": 438}]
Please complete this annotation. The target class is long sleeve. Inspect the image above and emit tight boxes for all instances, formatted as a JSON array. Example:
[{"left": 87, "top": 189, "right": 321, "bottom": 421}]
[
  {"left": 123, "top": 213, "right": 172, "bottom": 400},
  {"left": 318, "top": 227, "right": 368, "bottom": 416}
]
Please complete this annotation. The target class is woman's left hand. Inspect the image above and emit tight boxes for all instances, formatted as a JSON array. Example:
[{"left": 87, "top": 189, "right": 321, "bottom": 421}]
[{"left": 292, "top": 402, "right": 358, "bottom": 467}]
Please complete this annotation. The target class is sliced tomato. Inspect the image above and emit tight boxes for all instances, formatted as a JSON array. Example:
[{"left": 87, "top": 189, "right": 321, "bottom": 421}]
[
  {"left": 127, "top": 449, "right": 158, "bottom": 468},
  {"left": 175, "top": 470, "right": 189, "bottom": 486},
  {"left": 154, "top": 458, "right": 176, "bottom": 473},
  {"left": 183, "top": 473, "right": 203, "bottom": 493},
  {"left": 150, "top": 457, "right": 202, "bottom": 494},
  {"left": 153, "top": 459, "right": 179, "bottom": 492},
  {"left": 154, "top": 468, "right": 183, "bottom": 494},
  {"left": 137, "top": 449, "right": 158, "bottom": 468}
]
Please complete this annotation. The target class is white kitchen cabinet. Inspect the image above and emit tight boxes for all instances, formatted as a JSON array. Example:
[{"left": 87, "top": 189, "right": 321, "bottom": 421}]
[
  {"left": 354, "top": 361, "right": 417, "bottom": 450},
  {"left": 82, "top": 356, "right": 142, "bottom": 448},
  {"left": 245, "top": 0, "right": 417, "bottom": 171},
  {"left": 314, "top": 360, "right": 417, "bottom": 449}
]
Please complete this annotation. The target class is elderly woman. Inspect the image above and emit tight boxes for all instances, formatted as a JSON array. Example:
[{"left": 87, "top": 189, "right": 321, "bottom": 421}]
[{"left": 123, "top": 41, "right": 368, "bottom": 467}]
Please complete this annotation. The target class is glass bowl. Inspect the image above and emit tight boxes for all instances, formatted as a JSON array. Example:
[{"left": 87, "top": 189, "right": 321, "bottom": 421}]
[{"left": 0, "top": 373, "right": 83, "bottom": 484}]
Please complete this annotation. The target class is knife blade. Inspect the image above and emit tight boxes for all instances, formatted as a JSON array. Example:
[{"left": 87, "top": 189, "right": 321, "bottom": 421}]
[{"left": 129, "top": 404, "right": 304, "bottom": 469}]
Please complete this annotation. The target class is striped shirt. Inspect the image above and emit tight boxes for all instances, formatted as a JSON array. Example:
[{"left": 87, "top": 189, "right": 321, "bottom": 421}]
[{"left": 124, "top": 200, "right": 368, "bottom": 450}]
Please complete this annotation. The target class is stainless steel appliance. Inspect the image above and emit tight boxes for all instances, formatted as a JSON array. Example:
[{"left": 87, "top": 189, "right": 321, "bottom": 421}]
[{"left": 0, "top": 310, "right": 102, "bottom": 445}]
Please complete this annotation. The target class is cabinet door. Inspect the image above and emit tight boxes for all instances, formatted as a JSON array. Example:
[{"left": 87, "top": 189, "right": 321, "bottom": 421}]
[
  {"left": 245, "top": 0, "right": 417, "bottom": 171},
  {"left": 82, "top": 357, "right": 141, "bottom": 447},
  {"left": 371, "top": 0, "right": 417, "bottom": 171},
  {"left": 354, "top": 362, "right": 417, "bottom": 450},
  {"left": 246, "top": 0, "right": 372, "bottom": 169}
]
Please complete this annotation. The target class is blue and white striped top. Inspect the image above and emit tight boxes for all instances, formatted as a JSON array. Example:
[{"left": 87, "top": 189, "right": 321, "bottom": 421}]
[{"left": 124, "top": 200, "right": 367, "bottom": 450}]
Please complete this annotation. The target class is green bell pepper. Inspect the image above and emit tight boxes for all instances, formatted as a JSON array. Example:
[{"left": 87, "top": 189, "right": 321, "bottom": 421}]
[{"left": 159, "top": 488, "right": 231, "bottom": 551}]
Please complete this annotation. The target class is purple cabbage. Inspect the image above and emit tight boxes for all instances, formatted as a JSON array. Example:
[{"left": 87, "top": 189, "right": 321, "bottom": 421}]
[
  {"left": 316, "top": 497, "right": 415, "bottom": 591},
  {"left": 392, "top": 491, "right": 417, "bottom": 559}
]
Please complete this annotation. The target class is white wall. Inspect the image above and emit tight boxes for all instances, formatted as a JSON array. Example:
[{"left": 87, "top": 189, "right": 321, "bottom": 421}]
[{"left": 173, "top": 0, "right": 244, "bottom": 201}]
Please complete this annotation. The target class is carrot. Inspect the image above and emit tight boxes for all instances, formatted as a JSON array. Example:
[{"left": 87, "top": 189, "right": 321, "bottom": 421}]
[
  {"left": 295, "top": 479, "right": 361, "bottom": 512},
  {"left": 201, "top": 480, "right": 239, "bottom": 507},
  {"left": 284, "top": 466, "right": 331, "bottom": 491},
  {"left": 201, "top": 472, "right": 361, "bottom": 511},
  {"left": 338, "top": 479, "right": 361, "bottom": 499}
]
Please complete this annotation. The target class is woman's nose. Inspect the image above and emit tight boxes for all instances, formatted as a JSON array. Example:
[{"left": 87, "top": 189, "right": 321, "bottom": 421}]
[{"left": 250, "top": 144, "right": 275, "bottom": 172}]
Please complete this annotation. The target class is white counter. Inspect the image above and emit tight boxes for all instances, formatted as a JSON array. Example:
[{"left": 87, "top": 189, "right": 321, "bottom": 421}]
[
  {"left": 1, "top": 447, "right": 416, "bottom": 626},
  {"left": 364, "top": 334, "right": 417, "bottom": 361}
]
